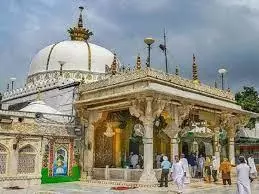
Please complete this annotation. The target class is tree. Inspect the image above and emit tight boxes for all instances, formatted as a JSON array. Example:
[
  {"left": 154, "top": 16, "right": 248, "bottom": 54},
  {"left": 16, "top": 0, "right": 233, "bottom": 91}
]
[{"left": 235, "top": 86, "right": 259, "bottom": 128}]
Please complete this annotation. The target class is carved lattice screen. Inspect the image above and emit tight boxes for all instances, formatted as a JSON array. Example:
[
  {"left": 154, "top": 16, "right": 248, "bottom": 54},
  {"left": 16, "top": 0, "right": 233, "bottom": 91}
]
[
  {"left": 18, "top": 145, "right": 36, "bottom": 174},
  {"left": 0, "top": 144, "right": 7, "bottom": 174}
]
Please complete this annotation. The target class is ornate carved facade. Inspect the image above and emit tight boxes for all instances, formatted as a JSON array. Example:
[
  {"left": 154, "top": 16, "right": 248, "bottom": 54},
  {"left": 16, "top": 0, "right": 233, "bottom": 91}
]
[{"left": 76, "top": 67, "right": 253, "bottom": 184}]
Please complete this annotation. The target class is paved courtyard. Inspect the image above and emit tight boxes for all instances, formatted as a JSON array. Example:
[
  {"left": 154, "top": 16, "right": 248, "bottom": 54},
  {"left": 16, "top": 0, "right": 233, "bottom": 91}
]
[{"left": 0, "top": 180, "right": 258, "bottom": 194}]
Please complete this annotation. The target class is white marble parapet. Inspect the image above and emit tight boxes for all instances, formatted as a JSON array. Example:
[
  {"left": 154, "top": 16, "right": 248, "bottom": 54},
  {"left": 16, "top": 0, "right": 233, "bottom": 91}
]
[
  {"left": 2, "top": 70, "right": 106, "bottom": 101},
  {"left": 80, "top": 68, "right": 235, "bottom": 102}
]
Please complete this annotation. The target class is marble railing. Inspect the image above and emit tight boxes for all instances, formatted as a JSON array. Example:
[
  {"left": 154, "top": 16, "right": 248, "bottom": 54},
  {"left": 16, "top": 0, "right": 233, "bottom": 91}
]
[
  {"left": 80, "top": 68, "right": 235, "bottom": 102},
  {"left": 2, "top": 70, "right": 105, "bottom": 101}
]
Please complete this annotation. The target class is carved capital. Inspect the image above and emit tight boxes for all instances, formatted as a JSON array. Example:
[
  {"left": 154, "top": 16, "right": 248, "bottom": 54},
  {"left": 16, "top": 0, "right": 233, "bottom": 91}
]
[
  {"left": 177, "top": 103, "right": 194, "bottom": 126},
  {"left": 129, "top": 99, "right": 144, "bottom": 118}
]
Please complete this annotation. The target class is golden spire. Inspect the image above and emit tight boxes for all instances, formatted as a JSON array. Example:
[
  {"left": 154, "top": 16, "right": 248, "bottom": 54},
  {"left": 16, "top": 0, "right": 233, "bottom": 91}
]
[
  {"left": 175, "top": 65, "right": 179, "bottom": 76},
  {"left": 111, "top": 53, "right": 118, "bottom": 75},
  {"left": 192, "top": 54, "right": 199, "bottom": 84},
  {"left": 68, "top": 6, "right": 93, "bottom": 41},
  {"left": 135, "top": 54, "right": 142, "bottom": 70}
]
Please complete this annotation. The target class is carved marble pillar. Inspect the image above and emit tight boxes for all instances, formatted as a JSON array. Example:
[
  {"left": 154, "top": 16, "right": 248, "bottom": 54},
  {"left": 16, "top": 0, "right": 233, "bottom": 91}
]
[
  {"left": 82, "top": 111, "right": 102, "bottom": 180},
  {"left": 228, "top": 128, "right": 235, "bottom": 166},
  {"left": 170, "top": 135, "right": 179, "bottom": 161},
  {"left": 213, "top": 127, "right": 220, "bottom": 169},
  {"left": 162, "top": 104, "right": 180, "bottom": 162},
  {"left": 140, "top": 117, "right": 157, "bottom": 183},
  {"left": 114, "top": 128, "right": 121, "bottom": 167},
  {"left": 129, "top": 97, "right": 166, "bottom": 184}
]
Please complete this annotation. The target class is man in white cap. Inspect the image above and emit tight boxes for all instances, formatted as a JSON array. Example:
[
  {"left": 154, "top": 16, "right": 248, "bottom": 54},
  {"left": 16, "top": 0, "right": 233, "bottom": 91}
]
[
  {"left": 171, "top": 155, "right": 185, "bottom": 193},
  {"left": 159, "top": 155, "right": 171, "bottom": 187}
]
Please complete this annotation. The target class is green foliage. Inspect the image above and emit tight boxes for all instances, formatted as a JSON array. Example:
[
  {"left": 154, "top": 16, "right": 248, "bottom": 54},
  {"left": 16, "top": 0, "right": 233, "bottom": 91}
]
[
  {"left": 235, "top": 86, "right": 259, "bottom": 129},
  {"left": 41, "top": 165, "right": 81, "bottom": 184},
  {"left": 235, "top": 86, "right": 259, "bottom": 112}
]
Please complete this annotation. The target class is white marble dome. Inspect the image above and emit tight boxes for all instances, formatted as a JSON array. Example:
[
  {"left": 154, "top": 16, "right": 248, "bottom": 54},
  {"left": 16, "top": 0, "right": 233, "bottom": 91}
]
[{"left": 28, "top": 40, "right": 115, "bottom": 76}]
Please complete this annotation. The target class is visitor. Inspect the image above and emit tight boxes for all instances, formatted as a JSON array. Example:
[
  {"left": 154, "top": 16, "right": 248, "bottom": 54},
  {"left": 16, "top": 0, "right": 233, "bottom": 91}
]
[
  {"left": 219, "top": 158, "right": 232, "bottom": 185},
  {"left": 197, "top": 154, "right": 205, "bottom": 178},
  {"left": 171, "top": 155, "right": 185, "bottom": 194},
  {"left": 138, "top": 154, "right": 144, "bottom": 169},
  {"left": 188, "top": 152, "right": 197, "bottom": 178},
  {"left": 130, "top": 153, "right": 139, "bottom": 169},
  {"left": 156, "top": 153, "right": 162, "bottom": 169},
  {"left": 211, "top": 156, "right": 218, "bottom": 182},
  {"left": 247, "top": 154, "right": 257, "bottom": 182},
  {"left": 180, "top": 153, "right": 190, "bottom": 183},
  {"left": 129, "top": 152, "right": 133, "bottom": 168},
  {"left": 159, "top": 155, "right": 171, "bottom": 187},
  {"left": 236, "top": 156, "right": 251, "bottom": 194},
  {"left": 204, "top": 156, "right": 212, "bottom": 183}
]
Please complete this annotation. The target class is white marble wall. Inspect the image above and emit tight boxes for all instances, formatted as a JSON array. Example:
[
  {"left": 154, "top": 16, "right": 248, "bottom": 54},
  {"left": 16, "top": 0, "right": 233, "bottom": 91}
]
[
  {"left": 0, "top": 136, "right": 42, "bottom": 188},
  {"left": 2, "top": 85, "right": 77, "bottom": 115}
]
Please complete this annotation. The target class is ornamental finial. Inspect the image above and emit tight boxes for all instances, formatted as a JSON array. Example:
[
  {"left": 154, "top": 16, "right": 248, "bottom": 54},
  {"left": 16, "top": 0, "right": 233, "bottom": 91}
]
[
  {"left": 214, "top": 81, "right": 218, "bottom": 88},
  {"left": 68, "top": 6, "right": 93, "bottom": 41},
  {"left": 78, "top": 6, "right": 84, "bottom": 28},
  {"left": 111, "top": 53, "right": 118, "bottom": 75},
  {"left": 175, "top": 65, "right": 179, "bottom": 76},
  {"left": 135, "top": 54, "right": 142, "bottom": 70},
  {"left": 192, "top": 54, "right": 200, "bottom": 84}
]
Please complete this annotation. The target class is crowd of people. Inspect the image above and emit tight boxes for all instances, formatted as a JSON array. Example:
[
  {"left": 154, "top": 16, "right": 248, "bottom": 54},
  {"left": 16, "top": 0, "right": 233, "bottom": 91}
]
[{"left": 156, "top": 153, "right": 258, "bottom": 194}]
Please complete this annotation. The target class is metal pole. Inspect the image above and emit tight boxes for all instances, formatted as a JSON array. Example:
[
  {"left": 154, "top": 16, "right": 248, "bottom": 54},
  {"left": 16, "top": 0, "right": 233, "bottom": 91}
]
[
  {"left": 164, "top": 28, "right": 168, "bottom": 73},
  {"left": 221, "top": 73, "right": 224, "bottom": 90},
  {"left": 147, "top": 44, "right": 151, "bottom": 68},
  {"left": 11, "top": 81, "right": 14, "bottom": 90}
]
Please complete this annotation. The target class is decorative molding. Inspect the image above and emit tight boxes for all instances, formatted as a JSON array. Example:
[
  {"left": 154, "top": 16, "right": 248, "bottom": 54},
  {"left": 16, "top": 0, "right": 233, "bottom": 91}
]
[
  {"left": 3, "top": 70, "right": 105, "bottom": 101},
  {"left": 80, "top": 68, "right": 235, "bottom": 102},
  {"left": 177, "top": 103, "right": 194, "bottom": 126}
]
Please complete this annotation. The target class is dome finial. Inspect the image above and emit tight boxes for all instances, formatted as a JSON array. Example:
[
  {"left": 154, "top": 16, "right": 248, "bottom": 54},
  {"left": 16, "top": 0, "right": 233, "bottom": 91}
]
[
  {"left": 78, "top": 6, "right": 84, "bottom": 28},
  {"left": 175, "top": 65, "right": 179, "bottom": 76},
  {"left": 135, "top": 54, "right": 142, "bottom": 70},
  {"left": 111, "top": 53, "right": 118, "bottom": 75},
  {"left": 68, "top": 6, "right": 93, "bottom": 41},
  {"left": 192, "top": 54, "right": 200, "bottom": 84}
]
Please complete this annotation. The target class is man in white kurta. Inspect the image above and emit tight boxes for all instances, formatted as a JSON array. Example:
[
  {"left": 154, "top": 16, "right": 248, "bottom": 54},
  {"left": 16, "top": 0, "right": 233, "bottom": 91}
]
[
  {"left": 180, "top": 154, "right": 190, "bottom": 184},
  {"left": 247, "top": 154, "right": 257, "bottom": 181},
  {"left": 236, "top": 156, "right": 251, "bottom": 194},
  {"left": 171, "top": 155, "right": 185, "bottom": 194}
]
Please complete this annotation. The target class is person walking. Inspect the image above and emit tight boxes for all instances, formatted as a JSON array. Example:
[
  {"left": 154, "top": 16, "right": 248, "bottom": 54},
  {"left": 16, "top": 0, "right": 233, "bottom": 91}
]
[
  {"left": 197, "top": 154, "right": 205, "bottom": 178},
  {"left": 236, "top": 156, "right": 251, "bottom": 194},
  {"left": 188, "top": 153, "right": 197, "bottom": 178},
  {"left": 204, "top": 156, "right": 212, "bottom": 183},
  {"left": 130, "top": 153, "right": 139, "bottom": 169},
  {"left": 156, "top": 153, "right": 162, "bottom": 169},
  {"left": 247, "top": 154, "right": 257, "bottom": 182},
  {"left": 219, "top": 158, "right": 232, "bottom": 185},
  {"left": 211, "top": 156, "right": 219, "bottom": 182},
  {"left": 159, "top": 156, "right": 171, "bottom": 187},
  {"left": 180, "top": 153, "right": 190, "bottom": 184},
  {"left": 171, "top": 155, "right": 185, "bottom": 194}
]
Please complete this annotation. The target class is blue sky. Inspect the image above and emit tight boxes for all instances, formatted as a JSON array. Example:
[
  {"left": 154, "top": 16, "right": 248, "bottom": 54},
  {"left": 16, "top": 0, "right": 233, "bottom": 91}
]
[{"left": 1, "top": 0, "right": 259, "bottom": 92}]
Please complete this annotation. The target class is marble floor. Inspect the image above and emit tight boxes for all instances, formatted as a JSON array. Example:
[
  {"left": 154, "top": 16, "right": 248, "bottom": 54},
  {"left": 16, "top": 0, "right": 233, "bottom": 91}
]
[{"left": 0, "top": 180, "right": 258, "bottom": 194}]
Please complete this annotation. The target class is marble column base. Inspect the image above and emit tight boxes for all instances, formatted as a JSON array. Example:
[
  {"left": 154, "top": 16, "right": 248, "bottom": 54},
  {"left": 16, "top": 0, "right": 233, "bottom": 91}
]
[{"left": 139, "top": 169, "right": 158, "bottom": 184}]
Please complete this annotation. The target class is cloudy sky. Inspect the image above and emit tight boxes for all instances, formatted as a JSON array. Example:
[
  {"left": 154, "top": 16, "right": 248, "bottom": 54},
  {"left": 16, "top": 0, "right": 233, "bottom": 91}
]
[{"left": 1, "top": 0, "right": 259, "bottom": 92}]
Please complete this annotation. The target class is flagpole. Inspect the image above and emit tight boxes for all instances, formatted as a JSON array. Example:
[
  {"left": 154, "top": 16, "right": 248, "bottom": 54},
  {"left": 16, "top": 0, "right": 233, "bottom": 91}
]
[{"left": 163, "top": 28, "right": 168, "bottom": 73}]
